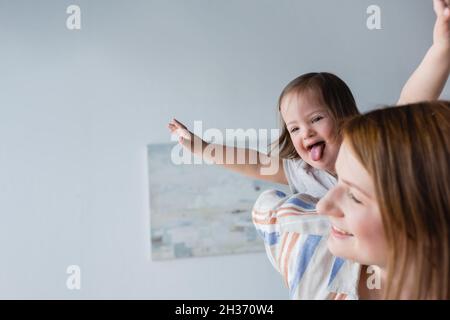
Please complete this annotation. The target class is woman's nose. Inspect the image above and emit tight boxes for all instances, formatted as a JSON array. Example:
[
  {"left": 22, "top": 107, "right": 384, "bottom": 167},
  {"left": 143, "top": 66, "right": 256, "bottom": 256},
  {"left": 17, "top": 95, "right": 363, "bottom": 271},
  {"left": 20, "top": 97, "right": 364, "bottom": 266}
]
[{"left": 316, "top": 188, "right": 344, "bottom": 218}]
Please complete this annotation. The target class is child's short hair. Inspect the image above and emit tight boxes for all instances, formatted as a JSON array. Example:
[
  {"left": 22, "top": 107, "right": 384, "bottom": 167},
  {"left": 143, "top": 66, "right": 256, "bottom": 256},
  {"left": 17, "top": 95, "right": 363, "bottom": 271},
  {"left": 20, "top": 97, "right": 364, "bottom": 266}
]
[{"left": 272, "top": 72, "right": 359, "bottom": 159}]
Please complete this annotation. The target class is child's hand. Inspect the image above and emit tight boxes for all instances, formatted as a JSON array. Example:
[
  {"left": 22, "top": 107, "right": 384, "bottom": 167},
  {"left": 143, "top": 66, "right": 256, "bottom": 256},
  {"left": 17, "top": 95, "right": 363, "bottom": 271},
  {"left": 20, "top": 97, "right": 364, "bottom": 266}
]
[
  {"left": 398, "top": 0, "right": 450, "bottom": 104},
  {"left": 433, "top": 0, "right": 450, "bottom": 49},
  {"left": 168, "top": 118, "right": 207, "bottom": 155}
]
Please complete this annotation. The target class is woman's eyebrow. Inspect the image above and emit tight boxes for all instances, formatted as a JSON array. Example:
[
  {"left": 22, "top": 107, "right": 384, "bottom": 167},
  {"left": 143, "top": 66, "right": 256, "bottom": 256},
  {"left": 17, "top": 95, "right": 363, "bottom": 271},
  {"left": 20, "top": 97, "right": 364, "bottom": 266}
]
[{"left": 341, "top": 178, "right": 371, "bottom": 199}]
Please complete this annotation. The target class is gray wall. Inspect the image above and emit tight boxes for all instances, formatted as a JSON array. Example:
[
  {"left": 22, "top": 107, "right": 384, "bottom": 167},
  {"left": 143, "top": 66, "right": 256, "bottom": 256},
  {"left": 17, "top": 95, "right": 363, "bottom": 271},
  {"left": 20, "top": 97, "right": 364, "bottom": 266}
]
[{"left": 0, "top": 0, "right": 448, "bottom": 299}]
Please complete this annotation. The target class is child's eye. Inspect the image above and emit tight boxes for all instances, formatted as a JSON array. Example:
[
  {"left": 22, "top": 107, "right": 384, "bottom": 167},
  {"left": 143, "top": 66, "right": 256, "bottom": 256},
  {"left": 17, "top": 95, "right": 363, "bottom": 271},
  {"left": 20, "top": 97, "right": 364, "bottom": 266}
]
[
  {"left": 312, "top": 116, "right": 323, "bottom": 123},
  {"left": 347, "top": 190, "right": 362, "bottom": 204},
  {"left": 290, "top": 127, "right": 299, "bottom": 134}
]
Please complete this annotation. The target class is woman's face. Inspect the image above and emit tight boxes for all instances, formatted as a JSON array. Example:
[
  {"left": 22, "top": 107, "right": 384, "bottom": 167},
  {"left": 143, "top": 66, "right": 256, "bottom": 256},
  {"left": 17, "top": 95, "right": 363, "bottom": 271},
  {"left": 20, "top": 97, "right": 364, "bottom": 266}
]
[{"left": 316, "top": 141, "right": 388, "bottom": 267}]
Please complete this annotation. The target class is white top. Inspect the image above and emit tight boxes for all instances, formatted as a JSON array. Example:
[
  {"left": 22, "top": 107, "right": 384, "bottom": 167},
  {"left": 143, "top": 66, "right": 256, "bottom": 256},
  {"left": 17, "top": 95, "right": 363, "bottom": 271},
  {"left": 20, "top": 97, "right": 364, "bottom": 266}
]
[{"left": 283, "top": 158, "right": 337, "bottom": 197}]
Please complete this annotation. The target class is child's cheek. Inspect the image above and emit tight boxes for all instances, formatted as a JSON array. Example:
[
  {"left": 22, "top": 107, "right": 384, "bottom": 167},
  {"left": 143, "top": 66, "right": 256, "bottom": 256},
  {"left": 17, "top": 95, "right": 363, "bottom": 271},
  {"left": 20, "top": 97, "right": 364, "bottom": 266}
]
[
  {"left": 321, "top": 121, "right": 333, "bottom": 138},
  {"left": 293, "top": 136, "right": 305, "bottom": 154},
  {"left": 328, "top": 122, "right": 339, "bottom": 140}
]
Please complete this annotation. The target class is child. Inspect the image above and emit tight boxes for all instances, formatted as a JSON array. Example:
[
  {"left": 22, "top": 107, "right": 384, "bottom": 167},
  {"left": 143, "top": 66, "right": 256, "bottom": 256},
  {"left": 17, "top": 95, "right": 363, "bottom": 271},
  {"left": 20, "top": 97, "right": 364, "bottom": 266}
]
[
  {"left": 168, "top": 0, "right": 450, "bottom": 199},
  {"left": 169, "top": 72, "right": 357, "bottom": 198}
]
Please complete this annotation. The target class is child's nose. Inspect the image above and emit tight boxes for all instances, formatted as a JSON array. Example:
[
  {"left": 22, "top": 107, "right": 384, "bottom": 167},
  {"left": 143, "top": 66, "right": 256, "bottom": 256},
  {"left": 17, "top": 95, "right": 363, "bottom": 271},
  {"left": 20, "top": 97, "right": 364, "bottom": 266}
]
[{"left": 303, "top": 127, "right": 315, "bottom": 140}]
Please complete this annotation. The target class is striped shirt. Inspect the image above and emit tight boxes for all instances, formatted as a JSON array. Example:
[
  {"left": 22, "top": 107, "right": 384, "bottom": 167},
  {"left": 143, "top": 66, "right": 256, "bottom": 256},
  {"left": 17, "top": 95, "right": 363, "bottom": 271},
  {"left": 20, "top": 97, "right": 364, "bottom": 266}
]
[{"left": 252, "top": 189, "right": 361, "bottom": 300}]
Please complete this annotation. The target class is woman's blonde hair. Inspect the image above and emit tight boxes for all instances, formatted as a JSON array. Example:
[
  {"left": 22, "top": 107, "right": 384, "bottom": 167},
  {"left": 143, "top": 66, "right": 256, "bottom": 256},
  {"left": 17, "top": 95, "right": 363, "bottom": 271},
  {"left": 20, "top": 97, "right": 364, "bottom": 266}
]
[
  {"left": 342, "top": 101, "right": 450, "bottom": 299},
  {"left": 271, "top": 72, "right": 359, "bottom": 158}
]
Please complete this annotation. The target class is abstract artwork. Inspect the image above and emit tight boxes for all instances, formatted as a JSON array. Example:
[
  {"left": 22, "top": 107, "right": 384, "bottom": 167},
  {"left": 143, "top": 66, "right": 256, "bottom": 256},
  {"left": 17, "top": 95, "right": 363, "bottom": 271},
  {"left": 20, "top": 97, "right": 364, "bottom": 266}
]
[{"left": 147, "top": 143, "right": 289, "bottom": 260}]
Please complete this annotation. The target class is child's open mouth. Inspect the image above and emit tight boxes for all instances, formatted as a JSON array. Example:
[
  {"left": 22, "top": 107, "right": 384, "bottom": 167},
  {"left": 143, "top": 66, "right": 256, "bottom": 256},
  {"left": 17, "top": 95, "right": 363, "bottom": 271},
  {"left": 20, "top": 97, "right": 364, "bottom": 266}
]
[{"left": 307, "top": 141, "right": 326, "bottom": 161}]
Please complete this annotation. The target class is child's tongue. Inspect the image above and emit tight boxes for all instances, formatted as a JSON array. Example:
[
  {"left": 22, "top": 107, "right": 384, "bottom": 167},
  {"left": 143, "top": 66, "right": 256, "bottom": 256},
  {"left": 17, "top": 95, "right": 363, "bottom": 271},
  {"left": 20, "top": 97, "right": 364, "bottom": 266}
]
[{"left": 310, "top": 143, "right": 325, "bottom": 161}]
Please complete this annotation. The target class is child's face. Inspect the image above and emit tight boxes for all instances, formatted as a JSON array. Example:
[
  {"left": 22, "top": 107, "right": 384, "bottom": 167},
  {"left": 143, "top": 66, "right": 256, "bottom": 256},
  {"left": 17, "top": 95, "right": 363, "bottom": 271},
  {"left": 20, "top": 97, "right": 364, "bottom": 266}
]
[
  {"left": 280, "top": 91, "right": 341, "bottom": 173},
  {"left": 316, "top": 141, "right": 388, "bottom": 267}
]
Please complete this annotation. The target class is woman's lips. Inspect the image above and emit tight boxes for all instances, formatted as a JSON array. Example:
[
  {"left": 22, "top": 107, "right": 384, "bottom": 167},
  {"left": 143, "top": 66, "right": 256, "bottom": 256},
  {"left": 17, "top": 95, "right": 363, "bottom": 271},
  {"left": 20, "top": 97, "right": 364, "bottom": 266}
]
[{"left": 331, "top": 225, "right": 354, "bottom": 238}]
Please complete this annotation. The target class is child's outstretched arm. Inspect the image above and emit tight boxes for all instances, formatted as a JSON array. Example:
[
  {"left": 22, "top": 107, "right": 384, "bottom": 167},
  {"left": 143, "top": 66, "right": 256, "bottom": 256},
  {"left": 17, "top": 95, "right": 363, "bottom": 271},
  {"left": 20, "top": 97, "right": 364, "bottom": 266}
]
[
  {"left": 167, "top": 118, "right": 288, "bottom": 185},
  {"left": 398, "top": 0, "right": 450, "bottom": 104}
]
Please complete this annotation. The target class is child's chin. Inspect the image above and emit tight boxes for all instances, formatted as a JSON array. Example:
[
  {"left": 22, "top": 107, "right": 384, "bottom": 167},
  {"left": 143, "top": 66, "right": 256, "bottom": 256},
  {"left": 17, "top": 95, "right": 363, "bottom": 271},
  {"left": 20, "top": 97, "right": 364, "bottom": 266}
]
[
  {"left": 307, "top": 158, "right": 329, "bottom": 171},
  {"left": 304, "top": 160, "right": 320, "bottom": 169}
]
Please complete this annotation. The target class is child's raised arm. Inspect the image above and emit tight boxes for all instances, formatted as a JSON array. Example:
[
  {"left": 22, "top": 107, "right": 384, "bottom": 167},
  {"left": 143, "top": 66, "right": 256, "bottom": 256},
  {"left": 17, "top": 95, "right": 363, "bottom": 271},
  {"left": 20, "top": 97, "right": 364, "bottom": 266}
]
[
  {"left": 397, "top": 0, "right": 450, "bottom": 104},
  {"left": 167, "top": 118, "right": 288, "bottom": 185}
]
